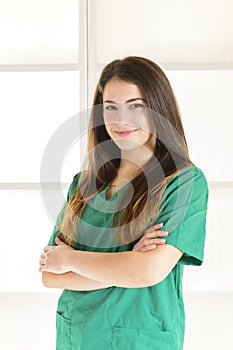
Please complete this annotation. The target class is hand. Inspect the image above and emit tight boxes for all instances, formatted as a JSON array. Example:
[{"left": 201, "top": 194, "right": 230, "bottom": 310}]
[
  {"left": 132, "top": 223, "right": 168, "bottom": 252},
  {"left": 39, "top": 237, "right": 74, "bottom": 274}
]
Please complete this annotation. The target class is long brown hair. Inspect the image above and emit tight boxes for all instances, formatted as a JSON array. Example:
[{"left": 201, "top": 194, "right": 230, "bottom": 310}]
[{"left": 59, "top": 56, "right": 192, "bottom": 248}]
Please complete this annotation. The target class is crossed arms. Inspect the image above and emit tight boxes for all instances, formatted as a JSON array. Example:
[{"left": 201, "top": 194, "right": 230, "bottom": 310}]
[{"left": 39, "top": 223, "right": 183, "bottom": 291}]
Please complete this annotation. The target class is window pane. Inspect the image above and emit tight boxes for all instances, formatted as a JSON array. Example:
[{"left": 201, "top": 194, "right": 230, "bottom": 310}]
[
  {"left": 0, "top": 190, "right": 55, "bottom": 292},
  {"left": 0, "top": 0, "right": 79, "bottom": 64},
  {"left": 183, "top": 187, "right": 233, "bottom": 291},
  {"left": 95, "top": 0, "right": 233, "bottom": 64},
  {"left": 0, "top": 71, "right": 80, "bottom": 182},
  {"left": 166, "top": 70, "right": 233, "bottom": 182}
]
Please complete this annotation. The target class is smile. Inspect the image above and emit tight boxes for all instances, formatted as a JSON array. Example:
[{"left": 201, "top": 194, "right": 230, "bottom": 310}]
[{"left": 115, "top": 129, "right": 138, "bottom": 137}]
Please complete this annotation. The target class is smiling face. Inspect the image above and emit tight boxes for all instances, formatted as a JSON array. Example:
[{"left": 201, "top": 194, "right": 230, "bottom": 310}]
[{"left": 103, "top": 78, "right": 155, "bottom": 153}]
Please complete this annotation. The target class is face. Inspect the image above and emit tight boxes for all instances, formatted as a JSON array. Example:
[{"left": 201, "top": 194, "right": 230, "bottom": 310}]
[{"left": 102, "top": 78, "right": 155, "bottom": 152}]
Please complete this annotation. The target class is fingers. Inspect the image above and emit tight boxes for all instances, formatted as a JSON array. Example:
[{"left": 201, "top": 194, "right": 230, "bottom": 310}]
[
  {"left": 39, "top": 258, "right": 46, "bottom": 272},
  {"left": 142, "top": 230, "right": 168, "bottom": 250},
  {"left": 144, "top": 223, "right": 168, "bottom": 238},
  {"left": 146, "top": 238, "right": 166, "bottom": 245},
  {"left": 133, "top": 237, "right": 166, "bottom": 252},
  {"left": 144, "top": 230, "right": 168, "bottom": 239},
  {"left": 39, "top": 247, "right": 55, "bottom": 272},
  {"left": 133, "top": 223, "right": 169, "bottom": 253},
  {"left": 145, "top": 222, "right": 163, "bottom": 233},
  {"left": 44, "top": 246, "right": 55, "bottom": 253},
  {"left": 39, "top": 252, "right": 46, "bottom": 264},
  {"left": 133, "top": 242, "right": 157, "bottom": 252}
]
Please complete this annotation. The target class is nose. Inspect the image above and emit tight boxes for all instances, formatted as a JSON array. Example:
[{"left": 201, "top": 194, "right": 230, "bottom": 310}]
[{"left": 116, "top": 104, "right": 130, "bottom": 124}]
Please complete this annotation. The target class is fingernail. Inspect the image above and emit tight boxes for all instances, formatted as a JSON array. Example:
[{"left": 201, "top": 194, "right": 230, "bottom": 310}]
[
  {"left": 160, "top": 239, "right": 166, "bottom": 243},
  {"left": 158, "top": 223, "right": 163, "bottom": 227}
]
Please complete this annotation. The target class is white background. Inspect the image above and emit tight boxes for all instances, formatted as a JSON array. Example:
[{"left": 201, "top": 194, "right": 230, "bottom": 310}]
[{"left": 0, "top": 0, "right": 232, "bottom": 349}]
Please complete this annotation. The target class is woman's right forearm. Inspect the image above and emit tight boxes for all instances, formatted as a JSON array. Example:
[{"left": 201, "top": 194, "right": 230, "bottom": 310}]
[{"left": 42, "top": 271, "right": 112, "bottom": 291}]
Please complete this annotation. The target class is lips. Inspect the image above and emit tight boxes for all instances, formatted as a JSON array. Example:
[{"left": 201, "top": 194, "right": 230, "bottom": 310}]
[{"left": 115, "top": 129, "right": 138, "bottom": 137}]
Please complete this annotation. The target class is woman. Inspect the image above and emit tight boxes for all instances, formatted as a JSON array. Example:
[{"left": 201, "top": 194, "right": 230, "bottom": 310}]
[{"left": 39, "top": 56, "right": 208, "bottom": 349}]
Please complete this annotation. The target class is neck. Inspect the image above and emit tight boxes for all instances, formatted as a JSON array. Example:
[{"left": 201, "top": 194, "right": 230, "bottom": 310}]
[{"left": 120, "top": 146, "right": 154, "bottom": 170}]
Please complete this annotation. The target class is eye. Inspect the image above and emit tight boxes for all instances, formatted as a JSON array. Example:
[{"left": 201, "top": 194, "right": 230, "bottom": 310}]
[
  {"left": 129, "top": 103, "right": 144, "bottom": 110},
  {"left": 104, "top": 104, "right": 118, "bottom": 111}
]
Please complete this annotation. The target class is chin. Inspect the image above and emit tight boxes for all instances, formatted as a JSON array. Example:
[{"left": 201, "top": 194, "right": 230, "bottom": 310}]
[{"left": 113, "top": 139, "right": 142, "bottom": 150}]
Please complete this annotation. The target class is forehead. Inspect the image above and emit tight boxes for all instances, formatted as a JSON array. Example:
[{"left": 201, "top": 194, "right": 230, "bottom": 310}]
[{"left": 103, "top": 78, "right": 144, "bottom": 103}]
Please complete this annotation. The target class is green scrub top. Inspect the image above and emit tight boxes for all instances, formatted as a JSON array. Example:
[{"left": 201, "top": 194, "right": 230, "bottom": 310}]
[{"left": 48, "top": 165, "right": 208, "bottom": 350}]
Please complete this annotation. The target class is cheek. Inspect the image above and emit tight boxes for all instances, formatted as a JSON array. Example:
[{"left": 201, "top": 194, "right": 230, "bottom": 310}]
[
  {"left": 103, "top": 113, "right": 112, "bottom": 129},
  {"left": 104, "top": 123, "right": 115, "bottom": 140},
  {"left": 134, "top": 114, "right": 154, "bottom": 136},
  {"left": 136, "top": 114, "right": 156, "bottom": 148},
  {"left": 104, "top": 120, "right": 112, "bottom": 132},
  {"left": 137, "top": 130, "right": 152, "bottom": 145}
]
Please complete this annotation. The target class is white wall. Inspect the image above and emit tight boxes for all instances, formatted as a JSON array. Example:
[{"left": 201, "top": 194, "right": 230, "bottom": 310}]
[{"left": 0, "top": 0, "right": 233, "bottom": 349}]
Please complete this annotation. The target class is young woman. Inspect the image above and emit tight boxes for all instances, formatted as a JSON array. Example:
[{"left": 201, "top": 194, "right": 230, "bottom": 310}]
[{"left": 39, "top": 56, "right": 208, "bottom": 350}]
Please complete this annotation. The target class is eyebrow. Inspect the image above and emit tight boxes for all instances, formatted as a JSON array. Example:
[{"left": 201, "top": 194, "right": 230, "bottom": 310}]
[{"left": 103, "top": 98, "right": 146, "bottom": 104}]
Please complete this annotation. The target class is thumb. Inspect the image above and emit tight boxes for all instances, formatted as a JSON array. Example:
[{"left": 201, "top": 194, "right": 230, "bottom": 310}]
[{"left": 55, "top": 237, "right": 66, "bottom": 246}]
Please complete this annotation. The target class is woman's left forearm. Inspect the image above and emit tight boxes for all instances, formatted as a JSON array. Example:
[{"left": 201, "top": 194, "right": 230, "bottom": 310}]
[
  {"left": 66, "top": 250, "right": 156, "bottom": 288},
  {"left": 63, "top": 238, "right": 183, "bottom": 288}
]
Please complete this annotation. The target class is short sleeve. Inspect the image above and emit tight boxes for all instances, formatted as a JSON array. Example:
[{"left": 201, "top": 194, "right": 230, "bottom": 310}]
[
  {"left": 156, "top": 166, "right": 209, "bottom": 266},
  {"left": 47, "top": 173, "right": 80, "bottom": 246}
]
